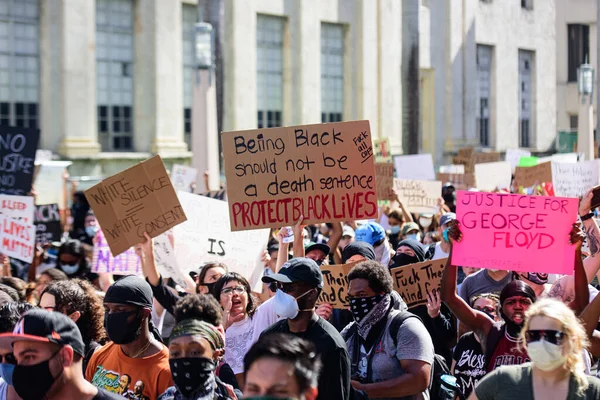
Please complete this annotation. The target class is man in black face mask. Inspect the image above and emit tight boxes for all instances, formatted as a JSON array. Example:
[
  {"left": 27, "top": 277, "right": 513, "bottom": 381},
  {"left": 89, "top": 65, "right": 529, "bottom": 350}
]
[
  {"left": 85, "top": 276, "right": 173, "bottom": 399},
  {"left": 0, "top": 309, "right": 122, "bottom": 399}
]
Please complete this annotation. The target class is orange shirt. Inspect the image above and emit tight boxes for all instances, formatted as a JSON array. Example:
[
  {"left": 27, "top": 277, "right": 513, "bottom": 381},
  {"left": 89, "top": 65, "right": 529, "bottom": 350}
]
[{"left": 86, "top": 342, "right": 173, "bottom": 400}]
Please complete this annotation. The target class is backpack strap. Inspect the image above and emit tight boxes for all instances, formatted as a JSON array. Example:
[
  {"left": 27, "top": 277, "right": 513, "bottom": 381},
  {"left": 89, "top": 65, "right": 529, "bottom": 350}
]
[{"left": 389, "top": 310, "right": 422, "bottom": 347}]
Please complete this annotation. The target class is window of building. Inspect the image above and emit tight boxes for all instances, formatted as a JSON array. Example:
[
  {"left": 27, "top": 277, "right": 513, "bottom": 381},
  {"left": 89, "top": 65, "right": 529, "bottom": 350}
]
[
  {"left": 519, "top": 50, "right": 534, "bottom": 148},
  {"left": 521, "top": 0, "right": 533, "bottom": 10},
  {"left": 182, "top": 4, "right": 197, "bottom": 148},
  {"left": 321, "top": 23, "right": 344, "bottom": 123},
  {"left": 476, "top": 45, "right": 492, "bottom": 147},
  {"left": 568, "top": 24, "right": 589, "bottom": 83},
  {"left": 96, "top": 0, "right": 134, "bottom": 151},
  {"left": 257, "top": 14, "right": 284, "bottom": 129},
  {"left": 569, "top": 115, "right": 578, "bottom": 132},
  {"left": 0, "top": 0, "right": 39, "bottom": 129}
]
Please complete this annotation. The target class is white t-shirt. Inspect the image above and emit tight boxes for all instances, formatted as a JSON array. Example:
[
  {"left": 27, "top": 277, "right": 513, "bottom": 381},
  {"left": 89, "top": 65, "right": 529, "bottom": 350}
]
[
  {"left": 0, "top": 378, "right": 7, "bottom": 400},
  {"left": 431, "top": 242, "right": 450, "bottom": 260},
  {"left": 224, "top": 297, "right": 280, "bottom": 374}
]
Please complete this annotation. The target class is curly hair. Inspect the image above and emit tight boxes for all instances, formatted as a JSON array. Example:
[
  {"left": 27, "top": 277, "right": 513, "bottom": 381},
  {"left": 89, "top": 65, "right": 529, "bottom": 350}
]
[
  {"left": 0, "top": 302, "right": 34, "bottom": 333},
  {"left": 41, "top": 279, "right": 108, "bottom": 345},
  {"left": 212, "top": 272, "right": 257, "bottom": 318},
  {"left": 173, "top": 294, "right": 223, "bottom": 326},
  {"left": 0, "top": 277, "right": 26, "bottom": 301},
  {"left": 347, "top": 260, "right": 394, "bottom": 294}
]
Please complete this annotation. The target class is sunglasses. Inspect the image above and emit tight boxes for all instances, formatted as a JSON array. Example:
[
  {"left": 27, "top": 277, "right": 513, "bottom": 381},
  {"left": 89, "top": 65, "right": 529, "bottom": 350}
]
[
  {"left": 525, "top": 330, "right": 566, "bottom": 346},
  {"left": 0, "top": 353, "right": 16, "bottom": 365},
  {"left": 268, "top": 282, "right": 301, "bottom": 294},
  {"left": 220, "top": 286, "right": 246, "bottom": 295},
  {"left": 475, "top": 306, "right": 497, "bottom": 316}
]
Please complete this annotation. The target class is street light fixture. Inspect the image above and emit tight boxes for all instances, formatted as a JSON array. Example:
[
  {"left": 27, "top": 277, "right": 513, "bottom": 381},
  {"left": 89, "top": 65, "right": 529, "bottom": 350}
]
[
  {"left": 577, "top": 61, "right": 595, "bottom": 160},
  {"left": 577, "top": 62, "right": 594, "bottom": 104}
]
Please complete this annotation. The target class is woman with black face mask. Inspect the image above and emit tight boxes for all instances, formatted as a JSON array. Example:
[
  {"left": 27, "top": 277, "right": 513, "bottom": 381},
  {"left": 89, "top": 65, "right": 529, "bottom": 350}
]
[{"left": 158, "top": 319, "right": 239, "bottom": 400}]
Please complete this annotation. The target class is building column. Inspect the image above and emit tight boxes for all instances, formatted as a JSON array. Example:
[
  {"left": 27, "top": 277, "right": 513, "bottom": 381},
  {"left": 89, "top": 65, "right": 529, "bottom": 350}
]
[
  {"left": 401, "top": 0, "right": 420, "bottom": 154},
  {"left": 40, "top": 0, "right": 101, "bottom": 156},
  {"left": 134, "top": 0, "right": 190, "bottom": 157}
]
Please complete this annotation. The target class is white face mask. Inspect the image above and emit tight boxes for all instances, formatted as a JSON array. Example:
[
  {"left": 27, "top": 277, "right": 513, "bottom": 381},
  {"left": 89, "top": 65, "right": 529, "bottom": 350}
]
[
  {"left": 273, "top": 289, "right": 313, "bottom": 320},
  {"left": 527, "top": 340, "right": 566, "bottom": 371},
  {"left": 374, "top": 241, "right": 391, "bottom": 266},
  {"left": 419, "top": 217, "right": 432, "bottom": 229}
]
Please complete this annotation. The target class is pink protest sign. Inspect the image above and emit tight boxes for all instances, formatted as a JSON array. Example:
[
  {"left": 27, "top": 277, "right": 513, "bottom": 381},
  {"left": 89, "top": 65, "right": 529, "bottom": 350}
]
[
  {"left": 92, "top": 228, "right": 141, "bottom": 274},
  {"left": 451, "top": 191, "right": 578, "bottom": 274}
]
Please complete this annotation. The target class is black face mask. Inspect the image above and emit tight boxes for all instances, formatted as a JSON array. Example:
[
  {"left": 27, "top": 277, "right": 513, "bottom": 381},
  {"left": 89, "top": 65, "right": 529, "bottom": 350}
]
[
  {"left": 169, "top": 357, "right": 216, "bottom": 398},
  {"left": 104, "top": 310, "right": 142, "bottom": 345},
  {"left": 501, "top": 310, "right": 523, "bottom": 338},
  {"left": 202, "top": 282, "right": 216, "bottom": 295},
  {"left": 390, "top": 253, "right": 419, "bottom": 269},
  {"left": 11, "top": 351, "right": 62, "bottom": 400},
  {"left": 349, "top": 294, "right": 385, "bottom": 322}
]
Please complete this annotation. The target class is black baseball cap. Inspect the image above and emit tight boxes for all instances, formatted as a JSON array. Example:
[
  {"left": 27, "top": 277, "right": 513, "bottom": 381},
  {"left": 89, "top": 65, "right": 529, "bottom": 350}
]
[
  {"left": 0, "top": 309, "right": 85, "bottom": 356},
  {"left": 262, "top": 257, "right": 324, "bottom": 289},
  {"left": 305, "top": 242, "right": 330, "bottom": 256}
]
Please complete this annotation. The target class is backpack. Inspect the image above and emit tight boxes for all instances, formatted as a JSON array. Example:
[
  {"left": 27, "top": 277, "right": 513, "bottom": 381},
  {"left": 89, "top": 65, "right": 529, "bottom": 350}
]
[{"left": 345, "top": 311, "right": 452, "bottom": 400}]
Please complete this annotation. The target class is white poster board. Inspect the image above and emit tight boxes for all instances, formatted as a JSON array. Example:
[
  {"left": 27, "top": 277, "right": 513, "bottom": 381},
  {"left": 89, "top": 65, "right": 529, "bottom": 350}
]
[
  {"left": 153, "top": 231, "right": 192, "bottom": 290},
  {"left": 552, "top": 160, "right": 600, "bottom": 198},
  {"left": 173, "top": 192, "right": 269, "bottom": 292},
  {"left": 34, "top": 161, "right": 72, "bottom": 207},
  {"left": 0, "top": 194, "right": 34, "bottom": 223},
  {"left": 171, "top": 164, "right": 198, "bottom": 193},
  {"left": 393, "top": 179, "right": 442, "bottom": 213},
  {"left": 474, "top": 161, "right": 512, "bottom": 191},
  {"left": 394, "top": 154, "right": 435, "bottom": 181},
  {"left": 505, "top": 149, "right": 531, "bottom": 172},
  {"left": 0, "top": 215, "right": 36, "bottom": 262},
  {"left": 439, "top": 165, "right": 465, "bottom": 174}
]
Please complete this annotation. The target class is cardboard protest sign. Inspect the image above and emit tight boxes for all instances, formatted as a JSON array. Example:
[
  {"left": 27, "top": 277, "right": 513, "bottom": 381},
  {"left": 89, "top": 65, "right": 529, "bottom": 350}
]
[
  {"left": 0, "top": 194, "right": 34, "bottom": 223},
  {"left": 552, "top": 160, "right": 600, "bottom": 199},
  {"left": 505, "top": 149, "right": 531, "bottom": 172},
  {"left": 153, "top": 232, "right": 191, "bottom": 290},
  {"left": 436, "top": 173, "right": 476, "bottom": 190},
  {"left": 221, "top": 120, "right": 377, "bottom": 231},
  {"left": 317, "top": 263, "right": 356, "bottom": 309},
  {"left": 173, "top": 192, "right": 269, "bottom": 292},
  {"left": 33, "top": 161, "right": 71, "bottom": 208},
  {"left": 453, "top": 150, "right": 500, "bottom": 174},
  {"left": 92, "top": 228, "right": 141, "bottom": 274},
  {"left": 374, "top": 137, "right": 392, "bottom": 162},
  {"left": 0, "top": 215, "right": 36, "bottom": 262},
  {"left": 474, "top": 161, "right": 512, "bottom": 191},
  {"left": 0, "top": 126, "right": 40, "bottom": 195},
  {"left": 513, "top": 162, "right": 553, "bottom": 189},
  {"left": 34, "top": 204, "right": 62, "bottom": 244},
  {"left": 393, "top": 179, "right": 442, "bottom": 213},
  {"left": 390, "top": 258, "right": 446, "bottom": 308},
  {"left": 394, "top": 154, "right": 435, "bottom": 181},
  {"left": 452, "top": 191, "right": 578, "bottom": 274},
  {"left": 85, "top": 155, "right": 187, "bottom": 256},
  {"left": 439, "top": 165, "right": 465, "bottom": 174},
  {"left": 539, "top": 153, "right": 580, "bottom": 164},
  {"left": 171, "top": 164, "right": 198, "bottom": 193},
  {"left": 375, "top": 163, "right": 394, "bottom": 201}
]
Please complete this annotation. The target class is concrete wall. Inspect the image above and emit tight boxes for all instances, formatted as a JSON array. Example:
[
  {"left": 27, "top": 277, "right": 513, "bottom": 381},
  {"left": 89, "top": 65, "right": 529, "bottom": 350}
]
[{"left": 556, "top": 0, "right": 597, "bottom": 132}]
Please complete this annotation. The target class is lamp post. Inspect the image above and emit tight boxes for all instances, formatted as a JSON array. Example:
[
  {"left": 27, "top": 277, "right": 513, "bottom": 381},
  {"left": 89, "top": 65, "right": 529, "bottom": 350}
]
[
  {"left": 577, "top": 62, "right": 595, "bottom": 161},
  {"left": 191, "top": 22, "right": 221, "bottom": 193}
]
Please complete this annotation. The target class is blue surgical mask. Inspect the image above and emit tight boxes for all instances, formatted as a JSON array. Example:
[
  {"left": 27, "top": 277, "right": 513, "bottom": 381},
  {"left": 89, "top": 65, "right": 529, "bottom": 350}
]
[
  {"left": 407, "top": 233, "right": 421, "bottom": 242},
  {"left": 60, "top": 263, "right": 79, "bottom": 275},
  {"left": 85, "top": 225, "right": 98, "bottom": 238},
  {"left": 390, "top": 225, "right": 401, "bottom": 234},
  {"left": 0, "top": 363, "right": 14, "bottom": 385}
]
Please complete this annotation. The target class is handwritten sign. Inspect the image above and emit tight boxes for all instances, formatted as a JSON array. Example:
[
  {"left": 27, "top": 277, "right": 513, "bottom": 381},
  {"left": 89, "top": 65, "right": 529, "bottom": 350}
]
[
  {"left": 453, "top": 150, "right": 500, "bottom": 174},
  {"left": 391, "top": 258, "right": 446, "bottom": 308},
  {"left": 375, "top": 163, "right": 394, "bottom": 201},
  {"left": 506, "top": 149, "right": 531, "bottom": 172},
  {"left": 0, "top": 215, "right": 35, "bottom": 262},
  {"left": 33, "top": 161, "right": 71, "bottom": 207},
  {"left": 474, "top": 161, "right": 512, "bottom": 191},
  {"left": 439, "top": 165, "right": 465, "bottom": 174},
  {"left": 436, "top": 173, "right": 475, "bottom": 190},
  {"left": 92, "top": 228, "right": 141, "bottom": 274},
  {"left": 221, "top": 120, "right": 377, "bottom": 231},
  {"left": 0, "top": 195, "right": 34, "bottom": 223},
  {"left": 394, "top": 154, "right": 435, "bottom": 181},
  {"left": 173, "top": 192, "right": 269, "bottom": 292},
  {"left": 514, "top": 162, "right": 553, "bottom": 189},
  {"left": 374, "top": 137, "right": 392, "bottom": 162},
  {"left": 552, "top": 160, "right": 600, "bottom": 199},
  {"left": 317, "top": 263, "right": 356, "bottom": 309},
  {"left": 153, "top": 232, "right": 191, "bottom": 290},
  {"left": 452, "top": 191, "right": 577, "bottom": 274},
  {"left": 171, "top": 164, "right": 198, "bottom": 193},
  {"left": 85, "top": 155, "right": 187, "bottom": 256},
  {"left": 0, "top": 126, "right": 40, "bottom": 195},
  {"left": 34, "top": 204, "right": 62, "bottom": 244},
  {"left": 393, "top": 179, "right": 442, "bottom": 213}
]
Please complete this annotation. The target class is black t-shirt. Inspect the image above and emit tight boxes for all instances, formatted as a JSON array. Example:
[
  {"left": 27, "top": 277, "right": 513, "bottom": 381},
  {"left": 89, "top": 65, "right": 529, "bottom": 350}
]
[
  {"left": 93, "top": 388, "right": 125, "bottom": 399},
  {"left": 452, "top": 332, "right": 487, "bottom": 399},
  {"left": 261, "top": 315, "right": 351, "bottom": 400}
]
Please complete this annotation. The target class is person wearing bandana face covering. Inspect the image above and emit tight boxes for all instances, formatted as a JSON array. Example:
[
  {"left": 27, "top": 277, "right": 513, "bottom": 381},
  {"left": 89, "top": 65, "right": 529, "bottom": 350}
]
[
  {"left": 0, "top": 309, "right": 123, "bottom": 400},
  {"left": 441, "top": 221, "right": 589, "bottom": 374},
  {"left": 86, "top": 276, "right": 173, "bottom": 399},
  {"left": 261, "top": 258, "right": 351, "bottom": 400},
  {"left": 158, "top": 319, "right": 238, "bottom": 400},
  {"left": 341, "top": 260, "right": 434, "bottom": 399}
]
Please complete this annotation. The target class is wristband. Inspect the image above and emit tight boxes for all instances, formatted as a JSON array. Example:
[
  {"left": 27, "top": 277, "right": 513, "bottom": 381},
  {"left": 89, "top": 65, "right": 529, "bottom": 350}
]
[
  {"left": 580, "top": 212, "right": 594, "bottom": 222},
  {"left": 443, "top": 228, "right": 450, "bottom": 243}
]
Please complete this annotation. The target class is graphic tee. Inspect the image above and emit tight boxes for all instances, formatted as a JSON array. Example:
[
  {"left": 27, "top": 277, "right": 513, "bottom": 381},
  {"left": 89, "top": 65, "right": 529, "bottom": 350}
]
[
  {"left": 452, "top": 332, "right": 486, "bottom": 399},
  {"left": 86, "top": 342, "right": 173, "bottom": 400}
]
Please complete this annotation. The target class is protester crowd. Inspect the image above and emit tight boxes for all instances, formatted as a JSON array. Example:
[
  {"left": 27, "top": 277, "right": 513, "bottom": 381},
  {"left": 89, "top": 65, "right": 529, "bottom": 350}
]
[{"left": 3, "top": 176, "right": 600, "bottom": 400}]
